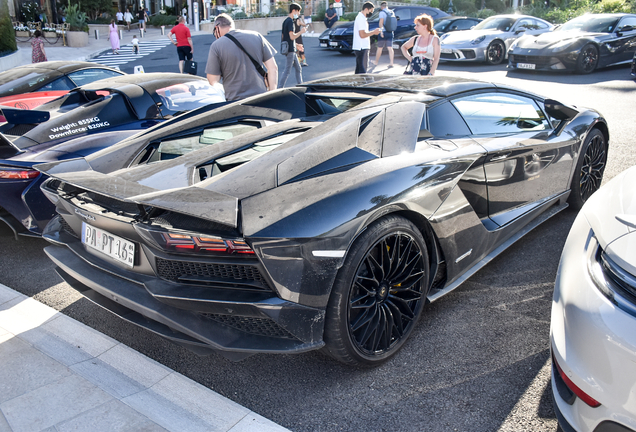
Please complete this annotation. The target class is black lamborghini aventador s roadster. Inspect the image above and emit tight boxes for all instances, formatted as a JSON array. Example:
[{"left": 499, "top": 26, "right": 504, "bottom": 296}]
[{"left": 37, "top": 75, "right": 608, "bottom": 366}]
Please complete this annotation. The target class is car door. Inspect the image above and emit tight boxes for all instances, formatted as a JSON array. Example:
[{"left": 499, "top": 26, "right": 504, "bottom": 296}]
[
  {"left": 605, "top": 16, "right": 636, "bottom": 64},
  {"left": 395, "top": 8, "right": 414, "bottom": 34},
  {"left": 450, "top": 91, "right": 577, "bottom": 227}
]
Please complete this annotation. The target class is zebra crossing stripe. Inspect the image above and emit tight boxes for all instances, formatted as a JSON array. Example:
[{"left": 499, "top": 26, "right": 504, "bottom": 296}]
[{"left": 90, "top": 39, "right": 173, "bottom": 66}]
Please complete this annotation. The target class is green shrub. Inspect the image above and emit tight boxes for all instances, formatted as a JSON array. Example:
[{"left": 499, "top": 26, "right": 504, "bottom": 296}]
[
  {"left": 429, "top": 0, "right": 441, "bottom": 7},
  {"left": 484, "top": 0, "right": 506, "bottom": 12},
  {"left": 65, "top": 3, "right": 89, "bottom": 31},
  {"left": 342, "top": 11, "right": 358, "bottom": 21},
  {"left": 0, "top": 0, "right": 17, "bottom": 55},
  {"left": 593, "top": 0, "right": 630, "bottom": 12},
  {"left": 20, "top": 2, "right": 41, "bottom": 22},
  {"left": 455, "top": 0, "right": 478, "bottom": 14},
  {"left": 148, "top": 14, "right": 178, "bottom": 26},
  {"left": 475, "top": 7, "right": 497, "bottom": 17}
]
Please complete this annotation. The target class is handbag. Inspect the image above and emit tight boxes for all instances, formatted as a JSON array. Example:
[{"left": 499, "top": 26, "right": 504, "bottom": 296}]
[
  {"left": 403, "top": 61, "right": 413, "bottom": 75},
  {"left": 225, "top": 33, "right": 270, "bottom": 91},
  {"left": 184, "top": 59, "right": 197, "bottom": 75},
  {"left": 280, "top": 40, "right": 289, "bottom": 55}
]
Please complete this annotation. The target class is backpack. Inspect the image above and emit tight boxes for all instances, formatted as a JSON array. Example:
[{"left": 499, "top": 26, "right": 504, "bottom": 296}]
[{"left": 383, "top": 9, "right": 397, "bottom": 32}]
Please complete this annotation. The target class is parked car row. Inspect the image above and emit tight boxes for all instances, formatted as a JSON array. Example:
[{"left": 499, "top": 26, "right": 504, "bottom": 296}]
[
  {"left": 1, "top": 60, "right": 635, "bottom": 432},
  {"left": 319, "top": 11, "right": 636, "bottom": 75}
]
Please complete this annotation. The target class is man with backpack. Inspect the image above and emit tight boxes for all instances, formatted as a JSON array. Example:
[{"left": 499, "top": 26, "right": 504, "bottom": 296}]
[{"left": 372, "top": 1, "right": 396, "bottom": 69}]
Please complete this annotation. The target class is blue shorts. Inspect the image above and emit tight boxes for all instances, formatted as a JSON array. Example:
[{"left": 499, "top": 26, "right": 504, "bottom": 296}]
[{"left": 377, "top": 32, "right": 393, "bottom": 47}]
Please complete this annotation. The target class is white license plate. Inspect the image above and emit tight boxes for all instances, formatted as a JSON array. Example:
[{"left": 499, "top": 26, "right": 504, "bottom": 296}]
[
  {"left": 392, "top": 43, "right": 399, "bottom": 49},
  {"left": 517, "top": 63, "right": 535, "bottom": 69},
  {"left": 320, "top": 42, "right": 327, "bottom": 47},
  {"left": 329, "top": 41, "right": 339, "bottom": 47},
  {"left": 441, "top": 48, "right": 453, "bottom": 54},
  {"left": 82, "top": 222, "right": 135, "bottom": 268}
]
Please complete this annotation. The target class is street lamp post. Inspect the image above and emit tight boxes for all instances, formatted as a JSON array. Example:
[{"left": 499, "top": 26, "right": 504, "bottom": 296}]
[{"left": 447, "top": 0, "right": 454, "bottom": 14}]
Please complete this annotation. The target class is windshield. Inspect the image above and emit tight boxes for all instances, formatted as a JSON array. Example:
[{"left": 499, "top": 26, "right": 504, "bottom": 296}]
[
  {"left": 473, "top": 16, "right": 515, "bottom": 31},
  {"left": 558, "top": 15, "right": 619, "bottom": 33},
  {"left": 155, "top": 81, "right": 226, "bottom": 118},
  {"left": 434, "top": 19, "right": 454, "bottom": 32},
  {"left": 0, "top": 69, "right": 58, "bottom": 96}
]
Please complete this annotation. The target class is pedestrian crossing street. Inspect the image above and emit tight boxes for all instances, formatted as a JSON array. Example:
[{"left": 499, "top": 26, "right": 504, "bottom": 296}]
[{"left": 89, "top": 39, "right": 172, "bottom": 67}]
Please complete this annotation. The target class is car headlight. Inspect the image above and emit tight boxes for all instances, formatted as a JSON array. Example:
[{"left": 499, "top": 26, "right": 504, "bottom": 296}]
[
  {"left": 550, "top": 40, "right": 572, "bottom": 53},
  {"left": 470, "top": 35, "right": 486, "bottom": 45},
  {"left": 508, "top": 40, "right": 519, "bottom": 51},
  {"left": 440, "top": 33, "right": 450, "bottom": 41},
  {"left": 588, "top": 238, "right": 636, "bottom": 318}
]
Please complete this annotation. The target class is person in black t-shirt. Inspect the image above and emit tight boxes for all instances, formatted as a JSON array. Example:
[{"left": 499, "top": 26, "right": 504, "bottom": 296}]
[
  {"left": 137, "top": 7, "right": 147, "bottom": 32},
  {"left": 278, "top": 2, "right": 306, "bottom": 88}
]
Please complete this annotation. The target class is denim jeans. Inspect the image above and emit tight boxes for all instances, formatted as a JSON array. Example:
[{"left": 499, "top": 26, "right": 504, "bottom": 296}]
[
  {"left": 355, "top": 49, "right": 369, "bottom": 74},
  {"left": 278, "top": 52, "right": 303, "bottom": 88}
]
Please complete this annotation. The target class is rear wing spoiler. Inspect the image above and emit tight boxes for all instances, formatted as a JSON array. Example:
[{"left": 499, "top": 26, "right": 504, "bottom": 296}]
[{"left": 0, "top": 107, "right": 50, "bottom": 125}]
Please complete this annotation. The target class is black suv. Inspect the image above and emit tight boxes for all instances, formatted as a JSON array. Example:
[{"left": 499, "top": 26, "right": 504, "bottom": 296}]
[{"left": 327, "top": 6, "right": 449, "bottom": 53}]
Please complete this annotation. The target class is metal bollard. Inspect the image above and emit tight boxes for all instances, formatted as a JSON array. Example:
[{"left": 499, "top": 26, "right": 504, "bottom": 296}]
[
  {"left": 94, "top": 29, "right": 99, "bottom": 40},
  {"left": 161, "top": 25, "right": 165, "bottom": 35},
  {"left": 139, "top": 28, "right": 144, "bottom": 38},
  {"left": 119, "top": 29, "right": 123, "bottom": 40}
]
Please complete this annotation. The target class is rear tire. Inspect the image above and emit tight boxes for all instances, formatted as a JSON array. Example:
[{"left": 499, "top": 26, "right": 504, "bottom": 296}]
[
  {"left": 576, "top": 44, "right": 598, "bottom": 74},
  {"left": 323, "top": 215, "right": 429, "bottom": 366},
  {"left": 568, "top": 128, "right": 607, "bottom": 210}
]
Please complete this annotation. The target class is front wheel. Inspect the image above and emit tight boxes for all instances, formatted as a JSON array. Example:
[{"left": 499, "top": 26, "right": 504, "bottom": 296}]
[
  {"left": 323, "top": 215, "right": 430, "bottom": 366},
  {"left": 568, "top": 128, "right": 607, "bottom": 210},
  {"left": 576, "top": 44, "right": 598, "bottom": 74},
  {"left": 486, "top": 40, "right": 505, "bottom": 65}
]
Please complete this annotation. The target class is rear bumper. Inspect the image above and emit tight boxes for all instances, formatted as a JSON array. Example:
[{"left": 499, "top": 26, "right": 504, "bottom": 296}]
[{"left": 43, "top": 218, "right": 326, "bottom": 360}]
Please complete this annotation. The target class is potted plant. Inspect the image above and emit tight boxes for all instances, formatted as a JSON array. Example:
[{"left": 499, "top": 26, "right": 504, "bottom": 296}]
[
  {"left": 14, "top": 24, "right": 30, "bottom": 37},
  {"left": 42, "top": 25, "right": 57, "bottom": 38},
  {"left": 65, "top": 3, "right": 89, "bottom": 47}
]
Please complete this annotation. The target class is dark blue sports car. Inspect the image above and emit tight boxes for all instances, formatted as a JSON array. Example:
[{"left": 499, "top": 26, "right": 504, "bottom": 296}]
[
  {"left": 0, "top": 73, "right": 225, "bottom": 238},
  {"left": 508, "top": 13, "right": 636, "bottom": 74}
]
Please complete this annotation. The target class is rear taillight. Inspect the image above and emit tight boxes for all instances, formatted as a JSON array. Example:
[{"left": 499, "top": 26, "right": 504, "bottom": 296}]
[
  {"left": 161, "top": 233, "right": 254, "bottom": 254},
  {"left": 552, "top": 353, "right": 601, "bottom": 408},
  {"left": 0, "top": 169, "right": 39, "bottom": 179},
  {"left": 134, "top": 224, "right": 255, "bottom": 256}
]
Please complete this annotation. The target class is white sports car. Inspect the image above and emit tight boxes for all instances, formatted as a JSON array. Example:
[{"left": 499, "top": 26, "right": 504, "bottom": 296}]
[
  {"left": 551, "top": 165, "right": 636, "bottom": 432},
  {"left": 439, "top": 14, "right": 554, "bottom": 65}
]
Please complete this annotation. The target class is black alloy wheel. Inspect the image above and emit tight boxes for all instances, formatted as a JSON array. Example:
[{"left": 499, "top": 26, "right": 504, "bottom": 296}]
[
  {"left": 576, "top": 44, "right": 599, "bottom": 74},
  {"left": 323, "top": 215, "right": 429, "bottom": 366},
  {"left": 568, "top": 128, "right": 607, "bottom": 210},
  {"left": 486, "top": 40, "right": 505, "bottom": 65}
]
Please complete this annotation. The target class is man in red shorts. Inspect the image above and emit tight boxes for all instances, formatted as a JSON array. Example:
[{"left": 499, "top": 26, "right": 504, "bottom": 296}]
[{"left": 168, "top": 16, "right": 194, "bottom": 73}]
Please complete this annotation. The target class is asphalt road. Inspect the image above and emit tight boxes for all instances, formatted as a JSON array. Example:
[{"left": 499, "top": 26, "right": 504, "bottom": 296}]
[{"left": 2, "top": 34, "right": 636, "bottom": 431}]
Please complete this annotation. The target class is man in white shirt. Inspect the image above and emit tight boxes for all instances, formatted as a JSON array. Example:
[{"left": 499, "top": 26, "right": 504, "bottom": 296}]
[
  {"left": 353, "top": 1, "right": 380, "bottom": 74},
  {"left": 116, "top": 9, "right": 123, "bottom": 24}
]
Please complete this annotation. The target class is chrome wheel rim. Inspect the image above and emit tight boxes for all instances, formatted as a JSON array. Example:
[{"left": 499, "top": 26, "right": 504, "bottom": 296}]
[
  {"left": 348, "top": 232, "right": 426, "bottom": 356},
  {"left": 579, "top": 134, "right": 606, "bottom": 202},
  {"left": 581, "top": 46, "right": 598, "bottom": 73},
  {"left": 488, "top": 42, "right": 504, "bottom": 64}
]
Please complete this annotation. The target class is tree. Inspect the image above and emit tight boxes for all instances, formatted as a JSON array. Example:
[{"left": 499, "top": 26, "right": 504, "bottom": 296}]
[{"left": 0, "top": 0, "right": 17, "bottom": 54}]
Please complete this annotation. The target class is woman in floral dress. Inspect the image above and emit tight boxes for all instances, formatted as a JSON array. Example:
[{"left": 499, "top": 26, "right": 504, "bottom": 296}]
[
  {"left": 109, "top": 19, "right": 120, "bottom": 54},
  {"left": 400, "top": 14, "right": 440, "bottom": 76},
  {"left": 31, "top": 30, "right": 47, "bottom": 63}
]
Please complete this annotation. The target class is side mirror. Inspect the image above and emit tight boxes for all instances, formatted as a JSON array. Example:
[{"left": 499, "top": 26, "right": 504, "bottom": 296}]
[
  {"left": 515, "top": 28, "right": 526, "bottom": 35},
  {"left": 418, "top": 129, "right": 433, "bottom": 140},
  {"left": 544, "top": 99, "right": 579, "bottom": 121}
]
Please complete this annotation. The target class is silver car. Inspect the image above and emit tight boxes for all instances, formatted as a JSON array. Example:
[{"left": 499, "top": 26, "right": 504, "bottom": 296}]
[{"left": 440, "top": 14, "right": 554, "bottom": 64}]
